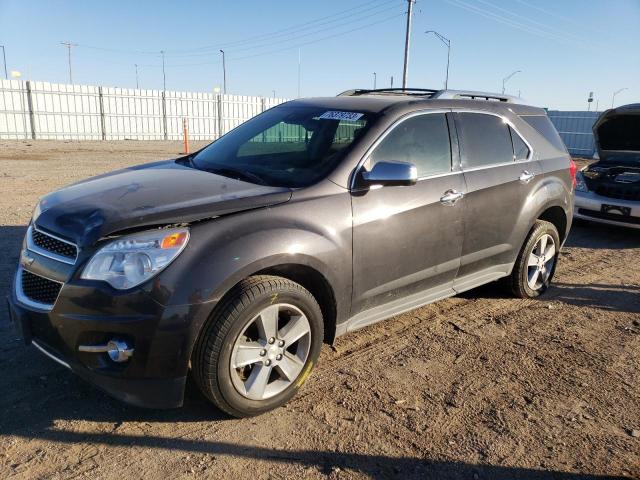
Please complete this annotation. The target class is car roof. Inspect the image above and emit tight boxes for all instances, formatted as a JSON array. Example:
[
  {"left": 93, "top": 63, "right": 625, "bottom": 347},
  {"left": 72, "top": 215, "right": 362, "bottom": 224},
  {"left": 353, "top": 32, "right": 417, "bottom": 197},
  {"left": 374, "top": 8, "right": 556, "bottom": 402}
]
[{"left": 282, "top": 92, "right": 545, "bottom": 117}]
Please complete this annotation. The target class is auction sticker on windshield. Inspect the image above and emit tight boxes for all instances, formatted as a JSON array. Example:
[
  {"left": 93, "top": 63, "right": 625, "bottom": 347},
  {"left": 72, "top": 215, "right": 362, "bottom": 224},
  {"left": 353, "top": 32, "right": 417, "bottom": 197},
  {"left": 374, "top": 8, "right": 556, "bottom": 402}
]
[{"left": 319, "top": 111, "right": 364, "bottom": 121}]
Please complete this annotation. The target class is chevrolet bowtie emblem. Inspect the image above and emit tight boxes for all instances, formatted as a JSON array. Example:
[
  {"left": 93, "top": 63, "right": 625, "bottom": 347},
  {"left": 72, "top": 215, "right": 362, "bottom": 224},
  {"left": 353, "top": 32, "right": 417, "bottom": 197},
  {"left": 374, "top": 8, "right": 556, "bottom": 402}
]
[{"left": 21, "top": 251, "right": 35, "bottom": 266}]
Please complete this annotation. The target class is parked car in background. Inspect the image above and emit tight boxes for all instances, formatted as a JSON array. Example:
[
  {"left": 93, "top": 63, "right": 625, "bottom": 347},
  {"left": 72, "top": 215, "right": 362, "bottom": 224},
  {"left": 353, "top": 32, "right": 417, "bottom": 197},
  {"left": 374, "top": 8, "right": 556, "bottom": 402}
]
[
  {"left": 8, "top": 88, "right": 574, "bottom": 417},
  {"left": 575, "top": 103, "right": 640, "bottom": 228}
]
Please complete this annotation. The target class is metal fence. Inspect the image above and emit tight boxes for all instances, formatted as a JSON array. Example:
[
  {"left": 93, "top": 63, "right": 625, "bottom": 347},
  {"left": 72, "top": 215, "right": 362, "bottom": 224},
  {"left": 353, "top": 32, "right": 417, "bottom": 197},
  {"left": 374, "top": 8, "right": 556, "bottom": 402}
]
[
  {"left": 0, "top": 79, "right": 289, "bottom": 141},
  {"left": 548, "top": 110, "right": 600, "bottom": 158},
  {"left": 0, "top": 79, "right": 604, "bottom": 158}
]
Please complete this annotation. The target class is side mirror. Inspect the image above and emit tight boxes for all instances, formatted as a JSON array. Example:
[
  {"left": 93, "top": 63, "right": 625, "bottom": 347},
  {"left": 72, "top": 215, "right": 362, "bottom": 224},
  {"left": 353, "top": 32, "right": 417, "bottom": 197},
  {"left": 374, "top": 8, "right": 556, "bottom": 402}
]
[{"left": 360, "top": 161, "right": 418, "bottom": 187}]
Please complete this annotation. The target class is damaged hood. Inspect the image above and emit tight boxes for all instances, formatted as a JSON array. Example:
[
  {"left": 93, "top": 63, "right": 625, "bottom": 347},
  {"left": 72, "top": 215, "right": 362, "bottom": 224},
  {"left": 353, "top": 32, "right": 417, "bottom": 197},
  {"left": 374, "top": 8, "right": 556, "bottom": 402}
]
[
  {"left": 34, "top": 160, "right": 292, "bottom": 247},
  {"left": 593, "top": 103, "right": 640, "bottom": 164}
]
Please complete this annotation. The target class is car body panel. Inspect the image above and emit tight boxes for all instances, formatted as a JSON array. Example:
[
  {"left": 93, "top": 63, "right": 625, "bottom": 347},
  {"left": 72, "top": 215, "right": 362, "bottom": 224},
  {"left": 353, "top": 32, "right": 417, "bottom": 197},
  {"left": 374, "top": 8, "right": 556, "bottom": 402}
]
[{"left": 8, "top": 93, "right": 572, "bottom": 409}]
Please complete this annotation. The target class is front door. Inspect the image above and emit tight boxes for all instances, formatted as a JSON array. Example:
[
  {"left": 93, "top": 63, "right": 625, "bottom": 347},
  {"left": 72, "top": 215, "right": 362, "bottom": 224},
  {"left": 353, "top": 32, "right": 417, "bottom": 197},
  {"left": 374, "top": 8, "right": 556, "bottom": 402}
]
[{"left": 351, "top": 111, "right": 465, "bottom": 321}]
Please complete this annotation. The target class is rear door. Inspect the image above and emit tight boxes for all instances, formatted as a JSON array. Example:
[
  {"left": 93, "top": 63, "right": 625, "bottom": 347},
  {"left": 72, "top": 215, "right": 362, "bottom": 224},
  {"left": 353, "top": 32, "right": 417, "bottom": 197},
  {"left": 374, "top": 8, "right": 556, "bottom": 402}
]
[
  {"left": 351, "top": 111, "right": 465, "bottom": 318},
  {"left": 452, "top": 111, "right": 542, "bottom": 291}
]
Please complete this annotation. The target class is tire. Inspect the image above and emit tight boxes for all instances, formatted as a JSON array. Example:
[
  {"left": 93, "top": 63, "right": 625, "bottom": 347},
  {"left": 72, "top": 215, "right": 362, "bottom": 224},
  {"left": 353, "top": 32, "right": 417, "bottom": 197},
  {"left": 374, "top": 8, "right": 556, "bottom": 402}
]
[
  {"left": 192, "top": 275, "right": 323, "bottom": 418},
  {"left": 508, "top": 220, "right": 560, "bottom": 298}
]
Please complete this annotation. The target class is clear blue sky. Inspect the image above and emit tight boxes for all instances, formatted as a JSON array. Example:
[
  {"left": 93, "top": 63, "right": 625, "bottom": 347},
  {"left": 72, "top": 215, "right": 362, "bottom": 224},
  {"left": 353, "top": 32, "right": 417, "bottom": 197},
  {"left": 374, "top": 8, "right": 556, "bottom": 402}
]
[{"left": 0, "top": 0, "right": 638, "bottom": 110}]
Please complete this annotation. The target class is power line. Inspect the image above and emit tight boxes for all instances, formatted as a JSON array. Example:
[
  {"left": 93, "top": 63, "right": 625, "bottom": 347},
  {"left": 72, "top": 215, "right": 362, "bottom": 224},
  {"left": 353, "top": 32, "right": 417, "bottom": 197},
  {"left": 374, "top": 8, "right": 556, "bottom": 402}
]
[
  {"left": 164, "top": 0, "right": 398, "bottom": 54},
  {"left": 162, "top": 3, "right": 403, "bottom": 58}
]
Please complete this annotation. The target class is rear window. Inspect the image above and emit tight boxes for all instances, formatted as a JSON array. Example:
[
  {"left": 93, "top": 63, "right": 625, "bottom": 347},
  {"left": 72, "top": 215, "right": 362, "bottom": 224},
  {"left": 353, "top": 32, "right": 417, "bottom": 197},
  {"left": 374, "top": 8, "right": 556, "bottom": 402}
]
[
  {"left": 521, "top": 115, "right": 568, "bottom": 152},
  {"left": 456, "top": 112, "right": 514, "bottom": 168}
]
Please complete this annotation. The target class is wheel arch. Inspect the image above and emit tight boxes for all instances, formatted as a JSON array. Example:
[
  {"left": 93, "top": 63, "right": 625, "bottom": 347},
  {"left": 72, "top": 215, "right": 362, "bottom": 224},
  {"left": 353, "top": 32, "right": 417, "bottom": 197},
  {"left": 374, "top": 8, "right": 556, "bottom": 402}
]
[{"left": 537, "top": 204, "right": 569, "bottom": 243}]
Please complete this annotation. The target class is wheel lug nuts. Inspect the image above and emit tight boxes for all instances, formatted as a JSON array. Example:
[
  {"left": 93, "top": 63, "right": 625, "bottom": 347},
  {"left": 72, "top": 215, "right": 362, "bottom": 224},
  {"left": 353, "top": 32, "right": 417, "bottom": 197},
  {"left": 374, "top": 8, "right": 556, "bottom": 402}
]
[
  {"left": 268, "top": 337, "right": 275, "bottom": 344},
  {"left": 259, "top": 349, "right": 266, "bottom": 356},
  {"left": 276, "top": 354, "right": 283, "bottom": 361},
  {"left": 278, "top": 340, "right": 285, "bottom": 347},
  {"left": 264, "top": 360, "right": 271, "bottom": 366}
]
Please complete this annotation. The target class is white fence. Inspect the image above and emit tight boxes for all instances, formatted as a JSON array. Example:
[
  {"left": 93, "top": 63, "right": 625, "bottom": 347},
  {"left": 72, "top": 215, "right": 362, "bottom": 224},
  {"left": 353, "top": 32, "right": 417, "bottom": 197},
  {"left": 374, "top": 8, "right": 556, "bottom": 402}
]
[{"left": 0, "top": 79, "right": 289, "bottom": 141}]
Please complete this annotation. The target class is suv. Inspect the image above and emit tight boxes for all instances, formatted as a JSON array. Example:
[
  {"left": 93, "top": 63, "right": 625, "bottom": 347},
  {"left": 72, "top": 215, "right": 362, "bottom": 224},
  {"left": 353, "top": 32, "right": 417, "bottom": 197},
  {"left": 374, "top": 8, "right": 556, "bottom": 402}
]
[
  {"left": 7, "top": 88, "right": 574, "bottom": 417},
  {"left": 574, "top": 103, "right": 640, "bottom": 228}
]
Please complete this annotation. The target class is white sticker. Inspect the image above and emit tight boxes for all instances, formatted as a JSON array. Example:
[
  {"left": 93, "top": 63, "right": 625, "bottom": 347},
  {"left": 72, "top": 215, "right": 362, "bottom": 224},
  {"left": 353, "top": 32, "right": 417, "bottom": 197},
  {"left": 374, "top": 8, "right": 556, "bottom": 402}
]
[{"left": 318, "top": 110, "right": 364, "bottom": 121}]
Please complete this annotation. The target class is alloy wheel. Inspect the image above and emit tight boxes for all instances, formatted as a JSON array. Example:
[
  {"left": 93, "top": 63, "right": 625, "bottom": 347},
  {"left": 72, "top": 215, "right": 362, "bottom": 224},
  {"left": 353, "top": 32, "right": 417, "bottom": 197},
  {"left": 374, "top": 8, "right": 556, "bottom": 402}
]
[
  {"left": 229, "top": 303, "right": 311, "bottom": 400},
  {"left": 527, "top": 233, "right": 556, "bottom": 290}
]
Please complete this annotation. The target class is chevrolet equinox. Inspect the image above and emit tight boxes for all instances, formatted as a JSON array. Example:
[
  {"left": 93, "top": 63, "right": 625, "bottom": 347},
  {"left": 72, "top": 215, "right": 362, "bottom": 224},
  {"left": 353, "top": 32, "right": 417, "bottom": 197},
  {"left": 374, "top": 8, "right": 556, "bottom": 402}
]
[{"left": 8, "top": 88, "right": 575, "bottom": 417}]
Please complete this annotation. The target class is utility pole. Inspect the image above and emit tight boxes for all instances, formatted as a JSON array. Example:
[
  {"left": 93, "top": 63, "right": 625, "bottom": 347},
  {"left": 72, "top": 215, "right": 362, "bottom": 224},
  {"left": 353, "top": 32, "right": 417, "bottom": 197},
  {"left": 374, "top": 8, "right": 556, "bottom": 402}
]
[
  {"left": 0, "top": 45, "right": 7, "bottom": 79},
  {"left": 297, "top": 48, "right": 301, "bottom": 98},
  {"left": 134, "top": 64, "right": 139, "bottom": 89},
  {"left": 160, "top": 50, "right": 166, "bottom": 91},
  {"left": 390, "top": 76, "right": 394, "bottom": 88},
  {"left": 502, "top": 70, "right": 521, "bottom": 95},
  {"left": 402, "top": 0, "right": 415, "bottom": 89},
  {"left": 373, "top": 72, "right": 377, "bottom": 89},
  {"left": 425, "top": 31, "right": 451, "bottom": 89},
  {"left": 611, "top": 87, "right": 627, "bottom": 108},
  {"left": 220, "top": 49, "right": 227, "bottom": 94},
  {"left": 60, "top": 41, "right": 77, "bottom": 84}
]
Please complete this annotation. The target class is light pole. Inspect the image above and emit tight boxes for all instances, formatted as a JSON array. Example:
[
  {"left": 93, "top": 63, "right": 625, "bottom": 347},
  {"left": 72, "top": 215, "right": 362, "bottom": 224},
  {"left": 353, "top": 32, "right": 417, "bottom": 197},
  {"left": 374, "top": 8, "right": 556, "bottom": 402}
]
[
  {"left": 219, "top": 50, "right": 227, "bottom": 94},
  {"left": 0, "top": 45, "right": 7, "bottom": 79},
  {"left": 402, "top": 0, "right": 415, "bottom": 89},
  {"left": 134, "top": 63, "right": 139, "bottom": 89},
  {"left": 502, "top": 70, "right": 521, "bottom": 95},
  {"left": 272, "top": 90, "right": 276, "bottom": 98},
  {"left": 611, "top": 87, "right": 628, "bottom": 108},
  {"left": 373, "top": 72, "right": 377, "bottom": 89},
  {"left": 425, "top": 31, "right": 451, "bottom": 89}
]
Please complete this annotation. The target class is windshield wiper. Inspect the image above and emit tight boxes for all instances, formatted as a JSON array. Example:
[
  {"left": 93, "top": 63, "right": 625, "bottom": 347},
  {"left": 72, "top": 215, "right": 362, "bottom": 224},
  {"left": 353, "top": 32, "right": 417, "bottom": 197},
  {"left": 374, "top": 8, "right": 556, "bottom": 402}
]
[{"left": 205, "top": 167, "right": 268, "bottom": 186}]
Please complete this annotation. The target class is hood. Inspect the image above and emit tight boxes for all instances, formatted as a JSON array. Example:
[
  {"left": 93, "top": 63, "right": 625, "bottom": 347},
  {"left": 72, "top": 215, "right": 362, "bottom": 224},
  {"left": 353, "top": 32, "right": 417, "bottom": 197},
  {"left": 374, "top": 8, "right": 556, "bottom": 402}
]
[
  {"left": 593, "top": 103, "right": 640, "bottom": 163},
  {"left": 35, "top": 160, "right": 292, "bottom": 247}
]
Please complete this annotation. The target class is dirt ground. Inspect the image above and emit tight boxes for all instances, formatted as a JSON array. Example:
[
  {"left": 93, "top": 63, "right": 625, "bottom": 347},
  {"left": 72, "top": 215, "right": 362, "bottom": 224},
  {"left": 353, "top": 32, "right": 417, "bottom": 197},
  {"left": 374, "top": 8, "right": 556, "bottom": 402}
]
[{"left": 0, "top": 140, "right": 638, "bottom": 480}]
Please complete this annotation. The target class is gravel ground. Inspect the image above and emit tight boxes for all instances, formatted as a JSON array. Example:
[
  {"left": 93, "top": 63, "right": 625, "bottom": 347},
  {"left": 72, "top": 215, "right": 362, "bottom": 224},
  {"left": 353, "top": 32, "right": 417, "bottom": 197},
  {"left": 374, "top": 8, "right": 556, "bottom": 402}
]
[{"left": 0, "top": 141, "right": 638, "bottom": 480}]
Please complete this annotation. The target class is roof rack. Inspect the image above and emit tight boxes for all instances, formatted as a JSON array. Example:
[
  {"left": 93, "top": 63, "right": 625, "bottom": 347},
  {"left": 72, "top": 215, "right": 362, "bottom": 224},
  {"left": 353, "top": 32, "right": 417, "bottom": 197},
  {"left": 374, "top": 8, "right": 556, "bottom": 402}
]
[
  {"left": 337, "top": 88, "right": 524, "bottom": 104},
  {"left": 431, "top": 89, "right": 522, "bottom": 103},
  {"left": 337, "top": 88, "right": 439, "bottom": 97}
]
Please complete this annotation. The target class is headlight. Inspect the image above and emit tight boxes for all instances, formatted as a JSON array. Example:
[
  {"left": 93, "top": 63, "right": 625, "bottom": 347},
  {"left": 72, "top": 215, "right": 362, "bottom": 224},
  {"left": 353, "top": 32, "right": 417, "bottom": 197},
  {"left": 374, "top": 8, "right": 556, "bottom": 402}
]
[
  {"left": 81, "top": 228, "right": 190, "bottom": 290},
  {"left": 575, "top": 171, "right": 589, "bottom": 192}
]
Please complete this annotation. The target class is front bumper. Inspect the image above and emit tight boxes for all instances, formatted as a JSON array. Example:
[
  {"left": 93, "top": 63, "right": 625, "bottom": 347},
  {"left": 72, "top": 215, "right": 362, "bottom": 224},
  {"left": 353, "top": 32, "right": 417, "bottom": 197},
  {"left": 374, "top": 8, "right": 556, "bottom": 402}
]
[
  {"left": 574, "top": 190, "right": 640, "bottom": 229},
  {"left": 6, "top": 275, "right": 212, "bottom": 409}
]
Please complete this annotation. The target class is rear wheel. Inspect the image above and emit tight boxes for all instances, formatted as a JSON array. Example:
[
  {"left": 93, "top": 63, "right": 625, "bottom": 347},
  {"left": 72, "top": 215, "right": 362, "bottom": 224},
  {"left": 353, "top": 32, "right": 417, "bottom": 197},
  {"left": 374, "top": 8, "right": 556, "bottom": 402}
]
[
  {"left": 192, "top": 275, "right": 323, "bottom": 417},
  {"left": 509, "top": 220, "right": 560, "bottom": 298}
]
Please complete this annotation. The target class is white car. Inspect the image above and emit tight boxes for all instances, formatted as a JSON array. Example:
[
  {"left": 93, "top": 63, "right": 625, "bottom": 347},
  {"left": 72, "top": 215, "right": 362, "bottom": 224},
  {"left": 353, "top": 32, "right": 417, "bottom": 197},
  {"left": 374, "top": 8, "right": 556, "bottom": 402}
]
[{"left": 574, "top": 103, "right": 640, "bottom": 229}]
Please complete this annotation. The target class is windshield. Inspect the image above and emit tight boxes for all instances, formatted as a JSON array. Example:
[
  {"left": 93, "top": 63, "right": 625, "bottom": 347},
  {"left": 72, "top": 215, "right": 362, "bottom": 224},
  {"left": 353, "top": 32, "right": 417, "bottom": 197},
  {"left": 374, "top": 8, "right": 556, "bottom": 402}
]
[{"left": 191, "top": 105, "right": 371, "bottom": 187}]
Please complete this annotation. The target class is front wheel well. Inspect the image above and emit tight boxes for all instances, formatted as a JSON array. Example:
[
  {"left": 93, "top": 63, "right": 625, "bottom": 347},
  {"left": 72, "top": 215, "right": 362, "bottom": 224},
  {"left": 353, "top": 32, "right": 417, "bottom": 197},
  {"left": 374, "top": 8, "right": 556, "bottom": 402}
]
[
  {"left": 255, "top": 264, "right": 337, "bottom": 344},
  {"left": 538, "top": 206, "right": 568, "bottom": 243}
]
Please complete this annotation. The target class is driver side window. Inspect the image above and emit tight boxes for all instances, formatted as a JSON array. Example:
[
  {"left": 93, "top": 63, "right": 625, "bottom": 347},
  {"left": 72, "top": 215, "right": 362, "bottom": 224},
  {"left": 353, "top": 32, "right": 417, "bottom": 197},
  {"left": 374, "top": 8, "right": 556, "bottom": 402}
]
[{"left": 367, "top": 113, "right": 452, "bottom": 177}]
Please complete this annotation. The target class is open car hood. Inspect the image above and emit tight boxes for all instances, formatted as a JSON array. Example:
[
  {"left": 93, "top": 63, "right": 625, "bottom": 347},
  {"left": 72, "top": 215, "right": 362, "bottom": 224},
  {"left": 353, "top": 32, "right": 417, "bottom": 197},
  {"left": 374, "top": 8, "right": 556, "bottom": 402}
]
[
  {"left": 34, "top": 160, "right": 292, "bottom": 247},
  {"left": 593, "top": 103, "right": 640, "bottom": 164}
]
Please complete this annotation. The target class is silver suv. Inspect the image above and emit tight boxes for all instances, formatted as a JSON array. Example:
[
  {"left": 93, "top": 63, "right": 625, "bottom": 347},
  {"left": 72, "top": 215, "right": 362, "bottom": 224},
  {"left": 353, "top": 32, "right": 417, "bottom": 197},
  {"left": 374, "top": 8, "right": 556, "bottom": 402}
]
[{"left": 9, "top": 88, "right": 574, "bottom": 417}]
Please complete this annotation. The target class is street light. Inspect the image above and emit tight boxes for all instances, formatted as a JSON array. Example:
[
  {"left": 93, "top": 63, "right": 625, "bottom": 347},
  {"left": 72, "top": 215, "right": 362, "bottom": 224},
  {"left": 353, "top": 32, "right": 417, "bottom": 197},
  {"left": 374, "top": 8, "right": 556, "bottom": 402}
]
[
  {"left": 425, "top": 31, "right": 451, "bottom": 89},
  {"left": 373, "top": 72, "right": 377, "bottom": 89},
  {"left": 220, "top": 49, "right": 227, "bottom": 94},
  {"left": 611, "top": 87, "right": 628, "bottom": 108},
  {"left": 502, "top": 70, "right": 521, "bottom": 95}
]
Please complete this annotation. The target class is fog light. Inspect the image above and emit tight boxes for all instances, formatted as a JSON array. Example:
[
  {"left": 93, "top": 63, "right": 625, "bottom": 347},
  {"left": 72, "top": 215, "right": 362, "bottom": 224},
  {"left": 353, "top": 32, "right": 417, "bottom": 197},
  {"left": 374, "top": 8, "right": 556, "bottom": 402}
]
[{"left": 78, "top": 339, "right": 134, "bottom": 363}]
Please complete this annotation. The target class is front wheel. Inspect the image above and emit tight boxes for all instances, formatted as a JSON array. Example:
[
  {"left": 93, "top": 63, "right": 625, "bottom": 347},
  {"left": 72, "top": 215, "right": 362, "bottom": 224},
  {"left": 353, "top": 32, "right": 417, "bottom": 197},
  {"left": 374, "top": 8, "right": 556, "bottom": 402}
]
[
  {"left": 192, "top": 275, "right": 323, "bottom": 417},
  {"left": 508, "top": 220, "right": 560, "bottom": 298}
]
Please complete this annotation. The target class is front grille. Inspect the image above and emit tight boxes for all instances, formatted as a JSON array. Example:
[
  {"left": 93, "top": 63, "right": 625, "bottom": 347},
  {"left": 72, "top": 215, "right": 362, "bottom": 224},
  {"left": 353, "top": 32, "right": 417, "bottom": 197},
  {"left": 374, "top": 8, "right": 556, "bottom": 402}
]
[
  {"left": 21, "top": 269, "right": 63, "bottom": 306},
  {"left": 578, "top": 208, "right": 640, "bottom": 225},
  {"left": 31, "top": 228, "right": 78, "bottom": 260},
  {"left": 593, "top": 184, "right": 640, "bottom": 201}
]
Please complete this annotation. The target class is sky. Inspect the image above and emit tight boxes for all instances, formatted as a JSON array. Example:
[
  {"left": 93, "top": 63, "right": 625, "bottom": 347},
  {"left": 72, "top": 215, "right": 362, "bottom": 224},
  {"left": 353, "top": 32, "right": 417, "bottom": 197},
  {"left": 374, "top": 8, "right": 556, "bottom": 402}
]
[{"left": 0, "top": 0, "right": 638, "bottom": 110}]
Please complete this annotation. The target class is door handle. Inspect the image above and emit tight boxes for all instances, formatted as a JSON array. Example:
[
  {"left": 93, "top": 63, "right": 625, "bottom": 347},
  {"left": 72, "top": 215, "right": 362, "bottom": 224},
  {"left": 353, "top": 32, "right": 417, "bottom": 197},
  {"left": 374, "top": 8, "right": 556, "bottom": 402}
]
[
  {"left": 519, "top": 170, "right": 535, "bottom": 183},
  {"left": 440, "top": 189, "right": 465, "bottom": 206}
]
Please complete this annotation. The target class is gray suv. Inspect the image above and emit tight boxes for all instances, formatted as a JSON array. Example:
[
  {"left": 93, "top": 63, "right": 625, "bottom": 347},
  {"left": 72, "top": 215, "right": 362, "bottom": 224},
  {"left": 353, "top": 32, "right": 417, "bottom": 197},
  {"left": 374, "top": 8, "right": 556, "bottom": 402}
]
[{"left": 8, "top": 88, "right": 574, "bottom": 417}]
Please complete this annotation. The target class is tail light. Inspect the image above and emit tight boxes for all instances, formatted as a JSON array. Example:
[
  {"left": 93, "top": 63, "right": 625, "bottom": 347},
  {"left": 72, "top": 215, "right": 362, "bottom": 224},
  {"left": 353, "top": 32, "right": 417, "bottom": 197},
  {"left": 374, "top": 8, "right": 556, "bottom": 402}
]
[{"left": 569, "top": 158, "right": 577, "bottom": 188}]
